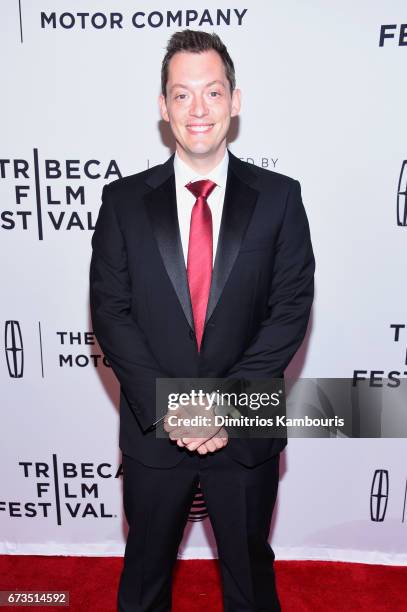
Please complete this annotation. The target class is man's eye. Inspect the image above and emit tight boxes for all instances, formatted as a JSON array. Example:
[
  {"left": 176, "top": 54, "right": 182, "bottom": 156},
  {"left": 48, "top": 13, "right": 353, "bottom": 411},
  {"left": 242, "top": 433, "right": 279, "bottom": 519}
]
[
  {"left": 209, "top": 91, "right": 221, "bottom": 97},
  {"left": 175, "top": 94, "right": 187, "bottom": 100}
]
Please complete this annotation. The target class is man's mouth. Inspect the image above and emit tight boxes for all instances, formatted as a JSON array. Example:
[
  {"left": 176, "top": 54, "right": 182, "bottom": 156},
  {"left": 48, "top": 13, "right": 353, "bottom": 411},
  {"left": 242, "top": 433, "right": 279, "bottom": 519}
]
[{"left": 186, "top": 124, "right": 214, "bottom": 134}]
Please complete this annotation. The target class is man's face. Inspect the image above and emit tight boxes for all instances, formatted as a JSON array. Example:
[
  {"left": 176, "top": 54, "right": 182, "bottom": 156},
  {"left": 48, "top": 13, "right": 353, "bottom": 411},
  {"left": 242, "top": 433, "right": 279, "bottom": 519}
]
[{"left": 159, "top": 50, "right": 240, "bottom": 166}]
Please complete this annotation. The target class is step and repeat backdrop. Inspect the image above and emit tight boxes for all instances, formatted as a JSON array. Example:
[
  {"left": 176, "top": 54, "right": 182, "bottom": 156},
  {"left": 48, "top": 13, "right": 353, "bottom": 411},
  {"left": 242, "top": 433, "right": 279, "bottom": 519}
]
[{"left": 1, "top": 1, "right": 406, "bottom": 564}]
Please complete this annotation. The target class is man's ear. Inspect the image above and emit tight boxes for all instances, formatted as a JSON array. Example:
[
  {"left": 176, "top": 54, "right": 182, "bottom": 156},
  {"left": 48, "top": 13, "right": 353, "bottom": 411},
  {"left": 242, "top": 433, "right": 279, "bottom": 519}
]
[
  {"left": 159, "top": 94, "right": 169, "bottom": 122},
  {"left": 230, "top": 88, "right": 241, "bottom": 117}
]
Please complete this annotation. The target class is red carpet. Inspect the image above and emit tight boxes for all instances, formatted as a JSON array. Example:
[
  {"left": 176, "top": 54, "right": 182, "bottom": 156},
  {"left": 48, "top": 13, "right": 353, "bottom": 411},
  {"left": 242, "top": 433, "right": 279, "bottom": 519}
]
[{"left": 1, "top": 556, "right": 406, "bottom": 611}]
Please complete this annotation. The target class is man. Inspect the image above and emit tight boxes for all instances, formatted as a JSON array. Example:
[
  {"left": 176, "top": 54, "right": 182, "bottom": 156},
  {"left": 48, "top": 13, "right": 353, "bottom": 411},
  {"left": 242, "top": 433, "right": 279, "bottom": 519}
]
[{"left": 90, "top": 29, "right": 315, "bottom": 612}]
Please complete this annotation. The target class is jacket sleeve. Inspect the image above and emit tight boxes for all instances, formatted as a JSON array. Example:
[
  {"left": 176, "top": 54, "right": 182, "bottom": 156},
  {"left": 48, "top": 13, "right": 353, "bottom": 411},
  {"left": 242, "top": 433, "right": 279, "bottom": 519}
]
[
  {"left": 89, "top": 184, "right": 169, "bottom": 432},
  {"left": 225, "top": 179, "right": 315, "bottom": 381}
]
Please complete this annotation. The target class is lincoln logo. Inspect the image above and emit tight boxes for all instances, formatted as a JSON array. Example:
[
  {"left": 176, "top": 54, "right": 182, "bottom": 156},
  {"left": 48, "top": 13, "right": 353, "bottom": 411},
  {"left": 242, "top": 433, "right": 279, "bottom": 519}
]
[
  {"left": 4, "top": 320, "right": 24, "bottom": 378},
  {"left": 397, "top": 160, "right": 407, "bottom": 226},
  {"left": 370, "top": 469, "right": 389, "bottom": 522}
]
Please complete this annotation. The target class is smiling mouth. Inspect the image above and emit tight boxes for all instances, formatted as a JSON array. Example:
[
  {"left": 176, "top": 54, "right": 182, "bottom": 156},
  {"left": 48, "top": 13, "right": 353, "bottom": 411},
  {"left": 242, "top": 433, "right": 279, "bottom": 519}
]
[{"left": 186, "top": 124, "right": 214, "bottom": 133}]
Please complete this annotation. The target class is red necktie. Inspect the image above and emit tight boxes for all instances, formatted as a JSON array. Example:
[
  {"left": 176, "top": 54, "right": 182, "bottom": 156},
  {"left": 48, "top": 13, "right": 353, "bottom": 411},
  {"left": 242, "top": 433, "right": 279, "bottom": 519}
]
[{"left": 186, "top": 179, "right": 217, "bottom": 351}]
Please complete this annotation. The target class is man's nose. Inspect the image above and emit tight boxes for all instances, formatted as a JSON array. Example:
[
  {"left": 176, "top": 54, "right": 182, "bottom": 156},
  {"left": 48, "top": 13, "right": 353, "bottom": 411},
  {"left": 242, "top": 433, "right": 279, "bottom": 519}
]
[{"left": 190, "top": 95, "right": 208, "bottom": 117}]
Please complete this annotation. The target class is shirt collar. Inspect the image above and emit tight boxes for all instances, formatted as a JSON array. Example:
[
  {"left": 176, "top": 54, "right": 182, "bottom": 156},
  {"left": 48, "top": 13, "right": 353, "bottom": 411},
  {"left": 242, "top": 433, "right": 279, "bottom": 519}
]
[{"left": 174, "top": 149, "right": 229, "bottom": 190}]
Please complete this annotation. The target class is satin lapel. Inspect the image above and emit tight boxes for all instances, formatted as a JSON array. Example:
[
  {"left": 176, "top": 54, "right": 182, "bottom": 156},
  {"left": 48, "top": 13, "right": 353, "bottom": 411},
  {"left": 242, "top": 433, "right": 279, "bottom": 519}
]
[
  {"left": 205, "top": 162, "right": 259, "bottom": 325},
  {"left": 144, "top": 174, "right": 194, "bottom": 330}
]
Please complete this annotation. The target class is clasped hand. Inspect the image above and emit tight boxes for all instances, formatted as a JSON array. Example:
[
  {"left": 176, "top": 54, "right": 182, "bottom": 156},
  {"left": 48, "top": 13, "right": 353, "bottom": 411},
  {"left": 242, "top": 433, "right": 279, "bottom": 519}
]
[{"left": 163, "top": 399, "right": 228, "bottom": 455}]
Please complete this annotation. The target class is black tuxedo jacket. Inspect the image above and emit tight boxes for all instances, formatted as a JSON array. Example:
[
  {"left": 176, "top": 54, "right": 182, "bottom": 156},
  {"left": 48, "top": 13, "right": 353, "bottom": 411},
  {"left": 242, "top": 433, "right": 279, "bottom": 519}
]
[{"left": 90, "top": 150, "right": 315, "bottom": 468}]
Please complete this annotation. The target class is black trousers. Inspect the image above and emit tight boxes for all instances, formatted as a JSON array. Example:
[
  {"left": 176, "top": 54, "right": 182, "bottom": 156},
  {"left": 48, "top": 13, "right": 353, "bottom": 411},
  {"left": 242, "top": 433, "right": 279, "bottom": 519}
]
[{"left": 118, "top": 449, "right": 281, "bottom": 612}]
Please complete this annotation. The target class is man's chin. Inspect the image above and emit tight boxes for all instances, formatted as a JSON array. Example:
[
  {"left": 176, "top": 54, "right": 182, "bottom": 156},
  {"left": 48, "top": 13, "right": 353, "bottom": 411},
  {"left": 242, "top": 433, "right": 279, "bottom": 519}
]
[{"left": 181, "top": 145, "right": 221, "bottom": 159}]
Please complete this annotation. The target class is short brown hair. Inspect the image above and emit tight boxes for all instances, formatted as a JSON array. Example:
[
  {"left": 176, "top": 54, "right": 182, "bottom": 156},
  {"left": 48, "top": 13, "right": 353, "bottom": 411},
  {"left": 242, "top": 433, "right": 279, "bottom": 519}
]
[{"left": 161, "top": 29, "right": 236, "bottom": 97}]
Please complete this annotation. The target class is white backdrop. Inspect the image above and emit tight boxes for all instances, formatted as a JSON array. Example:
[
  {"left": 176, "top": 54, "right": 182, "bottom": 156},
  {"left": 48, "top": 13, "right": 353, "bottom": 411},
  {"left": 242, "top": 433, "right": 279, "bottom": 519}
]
[{"left": 1, "top": 0, "right": 406, "bottom": 564}]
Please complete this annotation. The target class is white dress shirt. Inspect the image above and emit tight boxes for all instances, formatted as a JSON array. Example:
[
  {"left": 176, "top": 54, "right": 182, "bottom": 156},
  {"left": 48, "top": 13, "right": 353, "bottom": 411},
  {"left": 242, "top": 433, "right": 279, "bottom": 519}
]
[{"left": 174, "top": 150, "right": 229, "bottom": 266}]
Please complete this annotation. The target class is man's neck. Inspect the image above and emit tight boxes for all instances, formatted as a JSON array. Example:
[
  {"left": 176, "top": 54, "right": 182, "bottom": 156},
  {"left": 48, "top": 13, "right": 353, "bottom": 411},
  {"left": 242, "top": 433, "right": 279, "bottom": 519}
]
[{"left": 176, "top": 147, "right": 227, "bottom": 176}]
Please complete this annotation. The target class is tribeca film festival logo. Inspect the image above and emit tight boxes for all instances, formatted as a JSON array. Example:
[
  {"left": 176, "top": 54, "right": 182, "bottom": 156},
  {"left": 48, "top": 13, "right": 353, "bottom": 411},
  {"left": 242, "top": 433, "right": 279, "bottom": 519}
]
[
  {"left": 0, "top": 152, "right": 278, "bottom": 239},
  {"left": 397, "top": 161, "right": 407, "bottom": 227},
  {"left": 0, "top": 454, "right": 207, "bottom": 525},
  {"left": 4, "top": 320, "right": 110, "bottom": 378},
  {"left": 0, "top": 151, "right": 121, "bottom": 239},
  {"left": 353, "top": 324, "right": 407, "bottom": 387},
  {"left": 370, "top": 469, "right": 407, "bottom": 524},
  {"left": 0, "top": 455, "right": 122, "bottom": 524}
]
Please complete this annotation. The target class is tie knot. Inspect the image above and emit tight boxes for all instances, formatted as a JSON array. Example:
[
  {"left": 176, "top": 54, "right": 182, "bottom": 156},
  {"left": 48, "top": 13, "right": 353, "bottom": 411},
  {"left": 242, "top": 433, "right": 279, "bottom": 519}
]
[{"left": 185, "top": 179, "right": 217, "bottom": 200}]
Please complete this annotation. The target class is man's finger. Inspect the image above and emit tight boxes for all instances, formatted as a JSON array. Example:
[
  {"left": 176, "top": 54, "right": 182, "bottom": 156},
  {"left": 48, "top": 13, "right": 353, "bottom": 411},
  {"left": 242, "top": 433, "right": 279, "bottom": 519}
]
[
  {"left": 202, "top": 438, "right": 217, "bottom": 452},
  {"left": 183, "top": 437, "right": 208, "bottom": 451}
]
